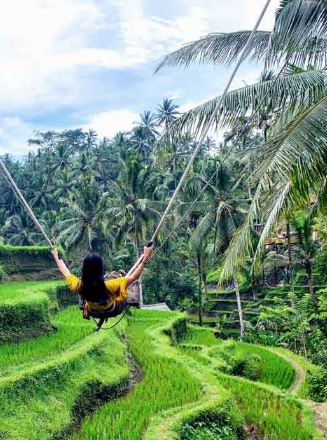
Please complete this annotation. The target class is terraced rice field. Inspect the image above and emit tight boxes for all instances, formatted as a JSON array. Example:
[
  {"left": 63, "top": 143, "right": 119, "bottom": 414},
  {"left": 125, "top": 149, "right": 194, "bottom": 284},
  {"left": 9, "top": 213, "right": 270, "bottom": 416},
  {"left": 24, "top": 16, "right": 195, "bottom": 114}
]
[{"left": 0, "top": 281, "right": 325, "bottom": 440}]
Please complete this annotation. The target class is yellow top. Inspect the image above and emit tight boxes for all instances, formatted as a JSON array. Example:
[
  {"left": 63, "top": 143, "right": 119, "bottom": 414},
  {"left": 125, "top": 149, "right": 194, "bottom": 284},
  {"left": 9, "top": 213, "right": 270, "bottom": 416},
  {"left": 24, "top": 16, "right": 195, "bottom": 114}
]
[{"left": 66, "top": 274, "right": 129, "bottom": 316}]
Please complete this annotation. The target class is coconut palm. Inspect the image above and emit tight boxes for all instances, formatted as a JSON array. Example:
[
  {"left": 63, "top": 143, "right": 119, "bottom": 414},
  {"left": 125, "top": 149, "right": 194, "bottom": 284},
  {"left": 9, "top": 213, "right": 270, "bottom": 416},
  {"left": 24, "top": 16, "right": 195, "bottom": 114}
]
[
  {"left": 156, "top": 0, "right": 327, "bottom": 283},
  {"left": 138, "top": 110, "right": 159, "bottom": 141},
  {"left": 55, "top": 177, "right": 104, "bottom": 253},
  {"left": 155, "top": 98, "right": 180, "bottom": 131},
  {"left": 97, "top": 157, "right": 166, "bottom": 256},
  {"left": 2, "top": 212, "right": 47, "bottom": 246}
]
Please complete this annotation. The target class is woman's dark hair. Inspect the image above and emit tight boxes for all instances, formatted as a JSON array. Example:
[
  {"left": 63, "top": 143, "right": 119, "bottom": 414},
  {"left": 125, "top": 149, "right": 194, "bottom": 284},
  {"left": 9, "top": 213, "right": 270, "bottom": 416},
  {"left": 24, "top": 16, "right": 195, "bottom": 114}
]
[{"left": 80, "top": 253, "right": 108, "bottom": 303}]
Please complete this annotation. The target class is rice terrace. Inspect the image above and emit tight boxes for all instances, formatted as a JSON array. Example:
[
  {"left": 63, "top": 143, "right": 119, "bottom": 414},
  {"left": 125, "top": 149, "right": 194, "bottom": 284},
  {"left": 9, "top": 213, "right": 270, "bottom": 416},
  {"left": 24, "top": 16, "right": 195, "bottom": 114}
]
[{"left": 1, "top": 0, "right": 327, "bottom": 439}]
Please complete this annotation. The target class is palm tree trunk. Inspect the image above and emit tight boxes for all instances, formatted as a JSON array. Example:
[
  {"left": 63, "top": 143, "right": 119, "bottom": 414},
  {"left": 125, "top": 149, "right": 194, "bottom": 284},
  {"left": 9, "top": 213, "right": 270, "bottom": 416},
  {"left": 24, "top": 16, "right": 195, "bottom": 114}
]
[
  {"left": 233, "top": 269, "right": 245, "bottom": 340},
  {"left": 203, "top": 272, "right": 208, "bottom": 301},
  {"left": 251, "top": 274, "right": 257, "bottom": 301},
  {"left": 197, "top": 254, "right": 203, "bottom": 327},
  {"left": 286, "top": 221, "right": 292, "bottom": 285},
  {"left": 305, "top": 259, "right": 318, "bottom": 306},
  {"left": 134, "top": 234, "right": 143, "bottom": 306}
]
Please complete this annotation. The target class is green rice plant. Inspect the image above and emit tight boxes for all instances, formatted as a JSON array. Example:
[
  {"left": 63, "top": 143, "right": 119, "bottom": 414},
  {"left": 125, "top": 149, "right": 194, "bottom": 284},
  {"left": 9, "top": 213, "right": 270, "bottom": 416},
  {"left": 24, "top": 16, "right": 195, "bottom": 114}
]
[
  {"left": 180, "top": 327, "right": 220, "bottom": 346},
  {"left": 0, "top": 323, "right": 129, "bottom": 440},
  {"left": 179, "top": 345, "right": 210, "bottom": 366},
  {"left": 0, "top": 306, "right": 94, "bottom": 374},
  {"left": 0, "top": 281, "right": 63, "bottom": 342},
  {"left": 0, "top": 280, "right": 61, "bottom": 302},
  {"left": 72, "top": 311, "right": 244, "bottom": 440},
  {"left": 268, "top": 346, "right": 320, "bottom": 398},
  {"left": 70, "top": 311, "right": 201, "bottom": 440},
  {"left": 216, "top": 372, "right": 323, "bottom": 440},
  {"left": 236, "top": 343, "right": 295, "bottom": 390},
  {"left": 178, "top": 334, "right": 323, "bottom": 439},
  {"left": 209, "top": 342, "right": 295, "bottom": 390}
]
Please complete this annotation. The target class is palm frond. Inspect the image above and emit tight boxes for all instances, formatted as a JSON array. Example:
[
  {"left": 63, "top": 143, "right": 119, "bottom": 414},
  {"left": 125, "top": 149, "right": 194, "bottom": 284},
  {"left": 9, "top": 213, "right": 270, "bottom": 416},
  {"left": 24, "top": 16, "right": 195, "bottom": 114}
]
[
  {"left": 268, "top": 0, "right": 327, "bottom": 68},
  {"left": 252, "top": 182, "right": 292, "bottom": 273},
  {"left": 155, "top": 31, "right": 271, "bottom": 73},
  {"left": 252, "top": 94, "right": 327, "bottom": 188},
  {"left": 219, "top": 184, "right": 263, "bottom": 282},
  {"left": 168, "top": 71, "right": 325, "bottom": 139}
]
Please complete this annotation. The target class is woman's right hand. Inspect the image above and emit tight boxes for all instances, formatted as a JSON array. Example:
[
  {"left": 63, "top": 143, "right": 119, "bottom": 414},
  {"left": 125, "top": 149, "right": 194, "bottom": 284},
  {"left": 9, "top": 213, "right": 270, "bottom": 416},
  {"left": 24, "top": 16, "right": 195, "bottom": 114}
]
[{"left": 143, "top": 244, "right": 153, "bottom": 264}]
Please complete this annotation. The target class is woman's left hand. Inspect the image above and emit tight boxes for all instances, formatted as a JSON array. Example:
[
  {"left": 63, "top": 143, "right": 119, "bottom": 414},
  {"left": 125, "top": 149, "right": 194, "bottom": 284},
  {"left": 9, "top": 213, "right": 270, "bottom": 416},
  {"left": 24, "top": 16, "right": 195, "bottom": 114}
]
[{"left": 51, "top": 248, "right": 59, "bottom": 259}]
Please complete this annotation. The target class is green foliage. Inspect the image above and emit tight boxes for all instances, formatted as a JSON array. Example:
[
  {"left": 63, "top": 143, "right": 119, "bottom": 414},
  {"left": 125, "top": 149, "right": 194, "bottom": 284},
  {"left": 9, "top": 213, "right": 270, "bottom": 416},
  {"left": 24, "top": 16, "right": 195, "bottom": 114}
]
[
  {"left": 142, "top": 255, "right": 196, "bottom": 309},
  {"left": 307, "top": 368, "right": 327, "bottom": 403},
  {"left": 312, "top": 246, "right": 327, "bottom": 284},
  {"left": 0, "top": 306, "right": 93, "bottom": 373},
  {"left": 181, "top": 326, "right": 219, "bottom": 347},
  {"left": 207, "top": 267, "right": 250, "bottom": 292},
  {"left": 209, "top": 341, "right": 295, "bottom": 390},
  {"left": 0, "top": 245, "right": 64, "bottom": 258},
  {"left": 230, "top": 353, "right": 261, "bottom": 381},
  {"left": 0, "top": 264, "right": 4, "bottom": 281},
  {"left": 179, "top": 406, "right": 241, "bottom": 440},
  {"left": 0, "top": 245, "right": 64, "bottom": 281},
  {"left": 217, "top": 373, "right": 318, "bottom": 440}
]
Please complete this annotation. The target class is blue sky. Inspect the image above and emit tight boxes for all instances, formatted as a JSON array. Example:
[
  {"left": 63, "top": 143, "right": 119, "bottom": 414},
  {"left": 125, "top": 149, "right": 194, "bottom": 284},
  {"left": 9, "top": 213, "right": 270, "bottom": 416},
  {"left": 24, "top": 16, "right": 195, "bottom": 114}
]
[{"left": 0, "top": 0, "right": 280, "bottom": 156}]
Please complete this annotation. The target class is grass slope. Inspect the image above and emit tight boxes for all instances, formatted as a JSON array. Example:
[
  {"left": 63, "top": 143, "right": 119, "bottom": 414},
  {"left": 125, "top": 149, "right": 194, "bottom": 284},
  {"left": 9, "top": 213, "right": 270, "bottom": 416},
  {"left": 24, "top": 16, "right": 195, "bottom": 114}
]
[
  {"left": 70, "top": 311, "right": 243, "bottom": 440},
  {"left": 0, "top": 306, "right": 94, "bottom": 374},
  {"left": 180, "top": 326, "right": 323, "bottom": 439},
  {"left": 0, "top": 281, "right": 64, "bottom": 342},
  {"left": 0, "top": 281, "right": 130, "bottom": 440}
]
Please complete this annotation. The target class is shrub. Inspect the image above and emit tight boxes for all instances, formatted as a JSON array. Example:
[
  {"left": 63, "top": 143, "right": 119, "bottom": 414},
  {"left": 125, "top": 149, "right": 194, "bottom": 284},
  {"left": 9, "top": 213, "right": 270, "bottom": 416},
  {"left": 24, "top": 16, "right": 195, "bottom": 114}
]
[
  {"left": 179, "top": 407, "right": 242, "bottom": 440},
  {"left": 307, "top": 368, "right": 327, "bottom": 402},
  {"left": 0, "top": 245, "right": 64, "bottom": 281},
  {"left": 206, "top": 267, "right": 250, "bottom": 292},
  {"left": 0, "top": 295, "right": 52, "bottom": 343},
  {"left": 0, "top": 281, "right": 64, "bottom": 343},
  {"left": 313, "top": 245, "right": 327, "bottom": 285},
  {"left": 0, "top": 264, "right": 4, "bottom": 282},
  {"left": 231, "top": 354, "right": 261, "bottom": 381}
]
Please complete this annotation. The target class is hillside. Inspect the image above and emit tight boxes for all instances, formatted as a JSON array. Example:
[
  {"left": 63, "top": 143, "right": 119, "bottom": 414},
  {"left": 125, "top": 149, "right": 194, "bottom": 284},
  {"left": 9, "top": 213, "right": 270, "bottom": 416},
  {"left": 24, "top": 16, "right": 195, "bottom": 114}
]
[{"left": 0, "top": 276, "right": 326, "bottom": 439}]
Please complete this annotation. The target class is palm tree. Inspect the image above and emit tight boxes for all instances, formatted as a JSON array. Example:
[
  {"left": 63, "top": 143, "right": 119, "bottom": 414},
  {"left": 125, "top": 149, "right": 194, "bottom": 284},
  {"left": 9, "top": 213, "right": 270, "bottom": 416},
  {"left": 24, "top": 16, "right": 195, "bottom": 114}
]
[
  {"left": 130, "top": 126, "right": 154, "bottom": 159},
  {"left": 2, "top": 212, "right": 47, "bottom": 246},
  {"left": 97, "top": 157, "right": 166, "bottom": 299},
  {"left": 292, "top": 212, "right": 321, "bottom": 305},
  {"left": 155, "top": 98, "right": 180, "bottom": 131},
  {"left": 98, "top": 157, "right": 165, "bottom": 257},
  {"left": 179, "top": 238, "right": 214, "bottom": 326},
  {"left": 155, "top": 0, "right": 327, "bottom": 282},
  {"left": 55, "top": 178, "right": 103, "bottom": 253},
  {"left": 138, "top": 110, "right": 159, "bottom": 141}
]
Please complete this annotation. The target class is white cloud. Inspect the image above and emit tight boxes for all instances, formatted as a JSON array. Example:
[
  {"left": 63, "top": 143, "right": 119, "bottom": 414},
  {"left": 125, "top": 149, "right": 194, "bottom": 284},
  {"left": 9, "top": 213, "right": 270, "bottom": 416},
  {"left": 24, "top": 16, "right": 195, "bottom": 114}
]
[
  {"left": 0, "top": 117, "right": 34, "bottom": 156},
  {"left": 0, "top": 0, "right": 280, "bottom": 116},
  {"left": 0, "top": 0, "right": 283, "bottom": 156},
  {"left": 84, "top": 109, "right": 139, "bottom": 138}
]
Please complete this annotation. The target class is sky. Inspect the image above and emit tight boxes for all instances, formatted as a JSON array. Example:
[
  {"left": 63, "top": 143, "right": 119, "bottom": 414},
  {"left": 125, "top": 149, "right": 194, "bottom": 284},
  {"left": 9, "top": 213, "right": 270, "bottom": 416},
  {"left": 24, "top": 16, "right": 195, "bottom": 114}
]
[{"left": 0, "top": 0, "right": 280, "bottom": 157}]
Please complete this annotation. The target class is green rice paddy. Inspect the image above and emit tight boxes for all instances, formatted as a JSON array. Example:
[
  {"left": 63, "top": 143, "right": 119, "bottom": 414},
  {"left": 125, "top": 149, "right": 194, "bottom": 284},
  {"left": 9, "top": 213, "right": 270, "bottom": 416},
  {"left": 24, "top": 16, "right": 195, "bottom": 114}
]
[{"left": 0, "top": 281, "right": 325, "bottom": 440}]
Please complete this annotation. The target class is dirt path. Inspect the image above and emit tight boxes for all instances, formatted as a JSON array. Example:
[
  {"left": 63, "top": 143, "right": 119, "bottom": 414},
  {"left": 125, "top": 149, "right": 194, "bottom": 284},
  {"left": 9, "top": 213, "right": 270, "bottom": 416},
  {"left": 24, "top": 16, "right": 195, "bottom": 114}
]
[
  {"left": 271, "top": 350, "right": 305, "bottom": 394},
  {"left": 272, "top": 350, "right": 327, "bottom": 438}
]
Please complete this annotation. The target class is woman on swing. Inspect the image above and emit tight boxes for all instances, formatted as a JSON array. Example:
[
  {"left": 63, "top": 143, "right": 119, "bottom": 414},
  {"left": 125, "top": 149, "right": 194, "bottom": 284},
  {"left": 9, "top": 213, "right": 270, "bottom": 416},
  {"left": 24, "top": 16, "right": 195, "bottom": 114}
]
[{"left": 51, "top": 245, "right": 153, "bottom": 320}]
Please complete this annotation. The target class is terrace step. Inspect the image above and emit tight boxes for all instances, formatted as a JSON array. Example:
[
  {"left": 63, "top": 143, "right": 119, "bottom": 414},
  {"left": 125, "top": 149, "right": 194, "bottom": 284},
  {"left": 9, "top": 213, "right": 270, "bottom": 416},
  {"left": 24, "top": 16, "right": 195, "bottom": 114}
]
[
  {"left": 0, "top": 281, "right": 63, "bottom": 343},
  {"left": 0, "top": 314, "right": 129, "bottom": 440}
]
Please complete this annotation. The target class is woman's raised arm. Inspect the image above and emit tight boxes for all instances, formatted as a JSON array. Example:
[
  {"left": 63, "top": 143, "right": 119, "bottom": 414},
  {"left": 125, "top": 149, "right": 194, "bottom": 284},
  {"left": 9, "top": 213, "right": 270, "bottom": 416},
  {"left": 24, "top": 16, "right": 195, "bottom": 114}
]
[
  {"left": 126, "top": 245, "right": 153, "bottom": 286},
  {"left": 51, "top": 248, "right": 71, "bottom": 278}
]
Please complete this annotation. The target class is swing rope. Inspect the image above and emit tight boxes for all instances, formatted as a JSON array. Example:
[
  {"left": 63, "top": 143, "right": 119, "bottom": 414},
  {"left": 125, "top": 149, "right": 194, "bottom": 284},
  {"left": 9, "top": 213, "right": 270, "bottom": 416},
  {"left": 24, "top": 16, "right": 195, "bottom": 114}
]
[
  {"left": 127, "top": 0, "right": 273, "bottom": 276},
  {"left": 0, "top": 158, "right": 54, "bottom": 248},
  {"left": 148, "top": 57, "right": 292, "bottom": 264},
  {"left": 92, "top": 305, "right": 131, "bottom": 332}
]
